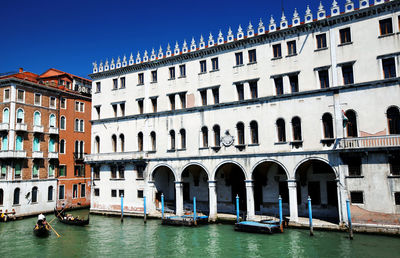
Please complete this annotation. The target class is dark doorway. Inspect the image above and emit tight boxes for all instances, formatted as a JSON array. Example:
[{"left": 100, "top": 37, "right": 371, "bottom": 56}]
[
  {"left": 308, "top": 181, "right": 321, "bottom": 205},
  {"left": 327, "top": 181, "right": 338, "bottom": 207},
  {"left": 183, "top": 183, "right": 190, "bottom": 202}
]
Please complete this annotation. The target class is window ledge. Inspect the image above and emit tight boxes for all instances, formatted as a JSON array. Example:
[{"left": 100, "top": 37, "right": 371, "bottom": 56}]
[
  {"left": 210, "top": 69, "right": 220, "bottom": 73},
  {"left": 136, "top": 178, "right": 145, "bottom": 181},
  {"left": 233, "top": 64, "right": 244, "bottom": 68},
  {"left": 168, "top": 78, "right": 176, "bottom": 81},
  {"left": 378, "top": 33, "right": 395, "bottom": 39},
  {"left": 211, "top": 146, "right": 221, "bottom": 152},
  {"left": 286, "top": 53, "right": 297, "bottom": 58},
  {"left": 314, "top": 47, "right": 328, "bottom": 52},
  {"left": 321, "top": 138, "right": 335, "bottom": 146},
  {"left": 178, "top": 76, "right": 186, "bottom": 79},
  {"left": 247, "top": 143, "right": 260, "bottom": 147},
  {"left": 93, "top": 178, "right": 100, "bottom": 181},
  {"left": 150, "top": 81, "right": 157, "bottom": 84},
  {"left": 247, "top": 62, "right": 257, "bottom": 66},
  {"left": 177, "top": 148, "right": 186, "bottom": 152},
  {"left": 167, "top": 149, "right": 176, "bottom": 153},
  {"left": 137, "top": 83, "right": 144, "bottom": 86},
  {"left": 110, "top": 178, "right": 125, "bottom": 181},
  {"left": 387, "top": 175, "right": 400, "bottom": 178},
  {"left": 271, "top": 57, "right": 282, "bottom": 61},
  {"left": 345, "top": 176, "right": 364, "bottom": 178},
  {"left": 199, "top": 147, "right": 210, "bottom": 150},
  {"left": 338, "top": 42, "right": 353, "bottom": 47},
  {"left": 234, "top": 144, "right": 246, "bottom": 150},
  {"left": 198, "top": 72, "right": 207, "bottom": 75},
  {"left": 274, "top": 141, "right": 287, "bottom": 145},
  {"left": 290, "top": 140, "right": 303, "bottom": 148},
  {"left": 147, "top": 150, "right": 156, "bottom": 154},
  {"left": 119, "top": 87, "right": 126, "bottom": 90},
  {"left": 111, "top": 88, "right": 118, "bottom": 91}
]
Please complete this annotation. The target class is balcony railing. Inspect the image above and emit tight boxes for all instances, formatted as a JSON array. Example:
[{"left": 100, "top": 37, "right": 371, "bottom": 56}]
[
  {"left": 0, "top": 150, "right": 27, "bottom": 158},
  {"left": 32, "top": 151, "right": 43, "bottom": 159},
  {"left": 32, "top": 125, "right": 44, "bottom": 133},
  {"left": 337, "top": 135, "right": 400, "bottom": 149},
  {"left": 73, "top": 152, "right": 86, "bottom": 161},
  {"left": 85, "top": 151, "right": 146, "bottom": 163},
  {"left": 48, "top": 127, "right": 59, "bottom": 134},
  {"left": 48, "top": 152, "right": 58, "bottom": 159},
  {"left": 0, "top": 123, "right": 9, "bottom": 131},
  {"left": 15, "top": 123, "right": 27, "bottom": 131}
]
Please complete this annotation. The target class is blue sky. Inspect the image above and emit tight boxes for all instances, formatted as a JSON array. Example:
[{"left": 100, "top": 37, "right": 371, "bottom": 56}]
[{"left": 1, "top": 0, "right": 341, "bottom": 78}]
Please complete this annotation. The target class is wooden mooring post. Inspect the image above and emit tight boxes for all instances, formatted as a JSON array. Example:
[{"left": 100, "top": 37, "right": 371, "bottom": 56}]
[
  {"left": 308, "top": 196, "right": 313, "bottom": 236},
  {"left": 346, "top": 199, "right": 354, "bottom": 240}
]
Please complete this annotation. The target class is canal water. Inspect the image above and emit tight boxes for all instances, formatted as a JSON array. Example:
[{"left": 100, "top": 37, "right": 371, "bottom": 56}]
[{"left": 1, "top": 209, "right": 399, "bottom": 257}]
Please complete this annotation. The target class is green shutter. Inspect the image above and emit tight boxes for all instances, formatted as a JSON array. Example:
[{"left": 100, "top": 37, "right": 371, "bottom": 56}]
[
  {"left": 33, "top": 163, "right": 38, "bottom": 177},
  {"left": 49, "top": 164, "right": 54, "bottom": 177},
  {"left": 1, "top": 165, "right": 6, "bottom": 176},
  {"left": 15, "top": 163, "right": 21, "bottom": 177}
]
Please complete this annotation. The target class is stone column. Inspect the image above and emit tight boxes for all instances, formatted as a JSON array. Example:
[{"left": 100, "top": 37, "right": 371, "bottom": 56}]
[
  {"left": 245, "top": 180, "right": 255, "bottom": 220},
  {"left": 175, "top": 181, "right": 184, "bottom": 216},
  {"left": 147, "top": 181, "right": 156, "bottom": 213},
  {"left": 243, "top": 81, "right": 251, "bottom": 100},
  {"left": 208, "top": 180, "right": 217, "bottom": 221},
  {"left": 288, "top": 179, "right": 298, "bottom": 222}
]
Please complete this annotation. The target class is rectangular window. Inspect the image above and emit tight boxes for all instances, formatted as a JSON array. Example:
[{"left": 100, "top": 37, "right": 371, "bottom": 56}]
[
  {"left": 316, "top": 34, "right": 327, "bottom": 49},
  {"left": 211, "top": 58, "right": 219, "bottom": 70},
  {"left": 61, "top": 98, "right": 66, "bottom": 109},
  {"left": 389, "top": 156, "right": 400, "bottom": 175},
  {"left": 179, "top": 93, "right": 186, "bottom": 109},
  {"left": 395, "top": 192, "right": 400, "bottom": 205},
  {"left": 289, "top": 75, "right": 299, "bottom": 93},
  {"left": 59, "top": 185, "right": 65, "bottom": 200},
  {"left": 59, "top": 165, "right": 66, "bottom": 177},
  {"left": 111, "top": 166, "right": 117, "bottom": 179},
  {"left": 75, "top": 101, "right": 79, "bottom": 111},
  {"left": 287, "top": 41, "right": 297, "bottom": 55},
  {"left": 236, "top": 84, "right": 244, "bottom": 101},
  {"left": 200, "top": 90, "right": 207, "bottom": 106},
  {"left": 379, "top": 18, "right": 393, "bottom": 36},
  {"left": 347, "top": 158, "right": 362, "bottom": 176},
  {"left": 111, "top": 189, "right": 117, "bottom": 197},
  {"left": 169, "top": 67, "right": 175, "bottom": 79},
  {"left": 319, "top": 70, "right": 330, "bottom": 88},
  {"left": 342, "top": 65, "right": 354, "bottom": 85},
  {"left": 120, "top": 77, "right": 126, "bottom": 88},
  {"left": 74, "top": 165, "right": 84, "bottom": 177},
  {"left": 95, "top": 106, "right": 101, "bottom": 119},
  {"left": 119, "top": 190, "right": 124, "bottom": 197},
  {"left": 96, "top": 82, "right": 101, "bottom": 93},
  {"left": 15, "top": 163, "right": 21, "bottom": 178},
  {"left": 137, "top": 190, "right": 144, "bottom": 198},
  {"left": 93, "top": 166, "right": 100, "bottom": 179},
  {"left": 49, "top": 97, "right": 56, "bottom": 108},
  {"left": 4, "top": 89, "right": 10, "bottom": 101},
  {"left": 113, "top": 78, "right": 118, "bottom": 89},
  {"left": 151, "top": 71, "right": 157, "bottom": 82},
  {"left": 248, "top": 49, "right": 256, "bottom": 63},
  {"left": 350, "top": 191, "right": 364, "bottom": 204},
  {"left": 94, "top": 188, "right": 100, "bottom": 197},
  {"left": 1, "top": 165, "right": 6, "bottom": 179},
  {"left": 200, "top": 60, "right": 207, "bottom": 73},
  {"left": 169, "top": 95, "right": 175, "bottom": 110},
  {"left": 179, "top": 64, "right": 186, "bottom": 77},
  {"left": 118, "top": 166, "right": 125, "bottom": 179},
  {"left": 235, "top": 52, "right": 243, "bottom": 65},
  {"left": 73, "top": 184, "right": 78, "bottom": 199},
  {"left": 34, "top": 93, "right": 41, "bottom": 105},
  {"left": 151, "top": 98, "right": 157, "bottom": 113},
  {"left": 273, "top": 44, "right": 282, "bottom": 58},
  {"left": 249, "top": 81, "right": 258, "bottom": 99},
  {"left": 138, "top": 99, "right": 144, "bottom": 114},
  {"left": 81, "top": 184, "right": 86, "bottom": 198},
  {"left": 137, "top": 166, "right": 144, "bottom": 179},
  {"left": 112, "top": 104, "right": 117, "bottom": 117},
  {"left": 339, "top": 28, "right": 351, "bottom": 44},
  {"left": 138, "top": 73, "right": 144, "bottom": 85},
  {"left": 212, "top": 88, "right": 219, "bottom": 104},
  {"left": 80, "top": 102, "right": 84, "bottom": 112},
  {"left": 17, "top": 90, "right": 24, "bottom": 102},
  {"left": 32, "top": 163, "right": 39, "bottom": 178},
  {"left": 274, "top": 77, "right": 284, "bottom": 95},
  {"left": 382, "top": 58, "right": 396, "bottom": 78},
  {"left": 120, "top": 103, "right": 125, "bottom": 117}
]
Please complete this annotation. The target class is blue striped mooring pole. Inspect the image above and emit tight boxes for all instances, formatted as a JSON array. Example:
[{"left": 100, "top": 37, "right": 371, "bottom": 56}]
[
  {"left": 308, "top": 196, "right": 313, "bottom": 236},
  {"left": 346, "top": 199, "right": 353, "bottom": 240},
  {"left": 161, "top": 193, "right": 165, "bottom": 219},
  {"left": 279, "top": 195, "right": 283, "bottom": 232},
  {"left": 236, "top": 194, "right": 240, "bottom": 223},
  {"left": 144, "top": 196, "right": 147, "bottom": 224},
  {"left": 193, "top": 197, "right": 197, "bottom": 226},
  {"left": 121, "top": 194, "right": 124, "bottom": 223}
]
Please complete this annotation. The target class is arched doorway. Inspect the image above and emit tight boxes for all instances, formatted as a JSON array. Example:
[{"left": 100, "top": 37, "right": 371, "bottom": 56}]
[
  {"left": 295, "top": 159, "right": 339, "bottom": 223},
  {"left": 215, "top": 163, "right": 246, "bottom": 214},
  {"left": 181, "top": 164, "right": 209, "bottom": 213},
  {"left": 252, "top": 161, "right": 288, "bottom": 216},
  {"left": 152, "top": 166, "right": 176, "bottom": 213}
]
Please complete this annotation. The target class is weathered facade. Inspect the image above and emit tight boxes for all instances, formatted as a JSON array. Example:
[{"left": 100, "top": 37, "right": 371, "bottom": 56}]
[{"left": 87, "top": 0, "right": 400, "bottom": 226}]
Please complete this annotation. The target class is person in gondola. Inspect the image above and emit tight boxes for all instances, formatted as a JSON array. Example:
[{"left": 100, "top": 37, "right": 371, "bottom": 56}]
[{"left": 35, "top": 214, "right": 47, "bottom": 229}]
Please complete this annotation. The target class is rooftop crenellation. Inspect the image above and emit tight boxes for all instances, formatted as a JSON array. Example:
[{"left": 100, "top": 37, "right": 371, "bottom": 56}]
[{"left": 91, "top": 0, "right": 390, "bottom": 74}]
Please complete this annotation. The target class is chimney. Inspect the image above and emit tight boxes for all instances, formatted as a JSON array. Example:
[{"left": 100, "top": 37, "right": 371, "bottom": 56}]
[{"left": 19, "top": 68, "right": 23, "bottom": 73}]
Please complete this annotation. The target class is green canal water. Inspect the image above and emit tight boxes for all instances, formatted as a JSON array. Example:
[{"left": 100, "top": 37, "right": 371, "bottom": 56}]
[{"left": 1, "top": 209, "right": 399, "bottom": 258}]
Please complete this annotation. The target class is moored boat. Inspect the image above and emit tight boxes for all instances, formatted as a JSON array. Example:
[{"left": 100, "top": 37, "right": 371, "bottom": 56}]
[{"left": 54, "top": 208, "right": 89, "bottom": 226}]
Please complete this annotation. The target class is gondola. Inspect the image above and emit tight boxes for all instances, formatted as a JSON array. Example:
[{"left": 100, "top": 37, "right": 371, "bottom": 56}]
[
  {"left": 54, "top": 208, "right": 89, "bottom": 226},
  {"left": 33, "top": 224, "right": 50, "bottom": 237}
]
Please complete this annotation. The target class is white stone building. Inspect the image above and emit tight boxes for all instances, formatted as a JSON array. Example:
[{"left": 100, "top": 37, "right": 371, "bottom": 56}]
[{"left": 86, "top": 0, "right": 400, "bottom": 225}]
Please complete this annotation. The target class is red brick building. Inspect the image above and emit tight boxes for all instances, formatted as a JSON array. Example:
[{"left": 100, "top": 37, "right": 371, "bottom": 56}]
[{"left": 0, "top": 68, "right": 91, "bottom": 217}]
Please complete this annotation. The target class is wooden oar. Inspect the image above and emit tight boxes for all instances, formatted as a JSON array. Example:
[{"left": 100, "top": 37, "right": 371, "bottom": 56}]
[
  {"left": 47, "top": 221, "right": 61, "bottom": 238},
  {"left": 48, "top": 216, "right": 57, "bottom": 224}
]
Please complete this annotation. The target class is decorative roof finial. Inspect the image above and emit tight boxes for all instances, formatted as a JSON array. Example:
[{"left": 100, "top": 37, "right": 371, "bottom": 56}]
[
  {"left": 183, "top": 40, "right": 187, "bottom": 48},
  {"left": 217, "top": 30, "right": 224, "bottom": 44},
  {"left": 257, "top": 18, "right": 265, "bottom": 34},
  {"left": 269, "top": 15, "right": 277, "bottom": 31}
]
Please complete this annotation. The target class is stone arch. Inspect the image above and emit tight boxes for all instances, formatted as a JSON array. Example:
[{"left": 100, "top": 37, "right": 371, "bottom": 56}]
[
  {"left": 151, "top": 164, "right": 177, "bottom": 213},
  {"left": 180, "top": 162, "right": 210, "bottom": 180},
  {"left": 250, "top": 159, "right": 290, "bottom": 179},
  {"left": 149, "top": 163, "right": 177, "bottom": 181},
  {"left": 212, "top": 160, "right": 248, "bottom": 181},
  {"left": 294, "top": 157, "right": 338, "bottom": 179}
]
